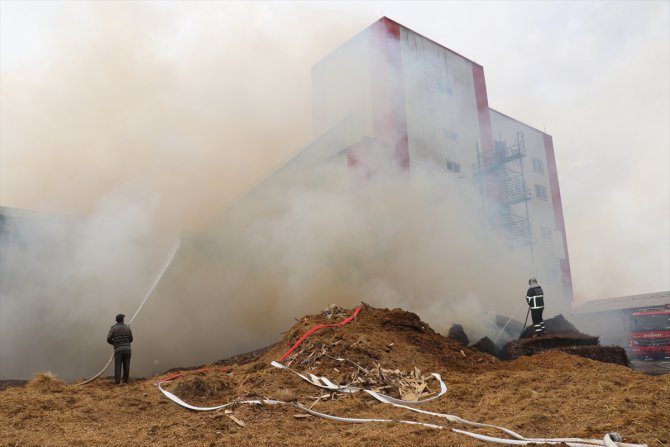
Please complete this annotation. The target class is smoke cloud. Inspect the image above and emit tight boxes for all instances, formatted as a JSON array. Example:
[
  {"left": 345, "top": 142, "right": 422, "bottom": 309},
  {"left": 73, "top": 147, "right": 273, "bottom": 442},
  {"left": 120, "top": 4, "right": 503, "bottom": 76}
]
[
  {"left": 0, "top": 1, "right": 373, "bottom": 380},
  {"left": 133, "top": 155, "right": 537, "bottom": 378}
]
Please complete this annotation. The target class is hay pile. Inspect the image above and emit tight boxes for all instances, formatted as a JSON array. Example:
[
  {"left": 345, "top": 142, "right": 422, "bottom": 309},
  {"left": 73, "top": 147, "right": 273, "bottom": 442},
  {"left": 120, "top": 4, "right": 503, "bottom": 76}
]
[
  {"left": 26, "top": 371, "right": 65, "bottom": 392},
  {"left": 0, "top": 304, "right": 667, "bottom": 447}
]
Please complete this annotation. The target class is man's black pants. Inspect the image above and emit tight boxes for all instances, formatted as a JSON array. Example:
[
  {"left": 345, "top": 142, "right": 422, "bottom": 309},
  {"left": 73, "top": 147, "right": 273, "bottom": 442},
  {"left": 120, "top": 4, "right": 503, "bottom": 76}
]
[
  {"left": 114, "top": 350, "right": 131, "bottom": 384},
  {"left": 530, "top": 307, "right": 545, "bottom": 335}
]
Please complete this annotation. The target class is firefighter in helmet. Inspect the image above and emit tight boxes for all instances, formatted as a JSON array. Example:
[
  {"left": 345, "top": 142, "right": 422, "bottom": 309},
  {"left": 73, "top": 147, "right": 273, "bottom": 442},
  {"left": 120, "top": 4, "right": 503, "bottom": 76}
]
[{"left": 526, "top": 278, "right": 545, "bottom": 336}]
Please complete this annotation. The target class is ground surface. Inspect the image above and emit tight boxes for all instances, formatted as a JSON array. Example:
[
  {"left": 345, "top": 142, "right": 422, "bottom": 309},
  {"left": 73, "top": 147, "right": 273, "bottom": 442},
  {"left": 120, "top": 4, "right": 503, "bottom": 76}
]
[{"left": 1, "top": 305, "right": 669, "bottom": 447}]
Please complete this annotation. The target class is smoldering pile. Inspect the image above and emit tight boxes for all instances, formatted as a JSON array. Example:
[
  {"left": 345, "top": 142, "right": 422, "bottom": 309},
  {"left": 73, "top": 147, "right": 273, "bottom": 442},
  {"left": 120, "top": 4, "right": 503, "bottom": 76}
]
[
  {"left": 165, "top": 304, "right": 633, "bottom": 409},
  {"left": 449, "top": 314, "right": 630, "bottom": 367},
  {"left": 159, "top": 304, "right": 500, "bottom": 406}
]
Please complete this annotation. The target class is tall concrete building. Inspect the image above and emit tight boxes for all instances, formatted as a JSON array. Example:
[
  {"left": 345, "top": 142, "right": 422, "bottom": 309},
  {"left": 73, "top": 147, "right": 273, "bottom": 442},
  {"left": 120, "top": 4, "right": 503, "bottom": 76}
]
[{"left": 309, "top": 17, "right": 573, "bottom": 305}]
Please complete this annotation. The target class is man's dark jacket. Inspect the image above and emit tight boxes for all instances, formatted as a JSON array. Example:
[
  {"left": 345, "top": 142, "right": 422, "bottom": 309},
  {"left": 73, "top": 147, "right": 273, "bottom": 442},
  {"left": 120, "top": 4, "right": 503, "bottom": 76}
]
[{"left": 107, "top": 323, "right": 133, "bottom": 352}]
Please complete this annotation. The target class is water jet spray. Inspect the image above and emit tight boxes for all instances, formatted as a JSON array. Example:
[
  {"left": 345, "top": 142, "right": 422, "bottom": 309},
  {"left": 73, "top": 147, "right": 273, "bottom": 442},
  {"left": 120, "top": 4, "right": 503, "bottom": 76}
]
[{"left": 76, "top": 239, "right": 181, "bottom": 385}]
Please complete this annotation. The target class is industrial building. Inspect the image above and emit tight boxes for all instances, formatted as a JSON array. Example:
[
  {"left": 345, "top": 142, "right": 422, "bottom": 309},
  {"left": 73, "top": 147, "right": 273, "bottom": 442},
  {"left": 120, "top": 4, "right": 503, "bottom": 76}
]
[
  {"left": 197, "top": 17, "right": 574, "bottom": 308},
  {"left": 307, "top": 17, "right": 573, "bottom": 306}
]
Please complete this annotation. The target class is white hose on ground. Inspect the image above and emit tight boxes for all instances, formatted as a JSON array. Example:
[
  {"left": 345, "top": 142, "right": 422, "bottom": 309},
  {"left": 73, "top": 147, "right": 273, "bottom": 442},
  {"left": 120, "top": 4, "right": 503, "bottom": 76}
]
[
  {"left": 271, "top": 360, "right": 448, "bottom": 405},
  {"left": 296, "top": 404, "right": 443, "bottom": 429},
  {"left": 451, "top": 428, "right": 611, "bottom": 447},
  {"left": 158, "top": 381, "right": 283, "bottom": 410},
  {"left": 269, "top": 362, "right": 647, "bottom": 447},
  {"left": 76, "top": 239, "right": 181, "bottom": 386},
  {"left": 158, "top": 363, "right": 648, "bottom": 447},
  {"left": 158, "top": 379, "right": 445, "bottom": 429},
  {"left": 154, "top": 312, "right": 650, "bottom": 447},
  {"left": 159, "top": 375, "right": 646, "bottom": 447}
]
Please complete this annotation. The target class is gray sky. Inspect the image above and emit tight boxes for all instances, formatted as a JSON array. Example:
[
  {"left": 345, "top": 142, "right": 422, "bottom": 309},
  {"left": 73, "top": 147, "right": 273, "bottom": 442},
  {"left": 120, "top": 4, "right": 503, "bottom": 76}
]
[{"left": 1, "top": 0, "right": 668, "bottom": 304}]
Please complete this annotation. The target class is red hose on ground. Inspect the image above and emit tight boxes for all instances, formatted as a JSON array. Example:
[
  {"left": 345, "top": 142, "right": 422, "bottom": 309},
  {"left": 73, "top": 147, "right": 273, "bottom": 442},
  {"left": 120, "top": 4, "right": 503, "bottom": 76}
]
[{"left": 278, "top": 304, "right": 364, "bottom": 362}]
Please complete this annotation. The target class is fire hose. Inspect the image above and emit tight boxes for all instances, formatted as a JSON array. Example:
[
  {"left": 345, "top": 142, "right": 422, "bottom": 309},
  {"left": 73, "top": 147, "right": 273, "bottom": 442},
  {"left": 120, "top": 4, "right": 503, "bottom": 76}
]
[
  {"left": 278, "top": 303, "right": 364, "bottom": 361},
  {"left": 520, "top": 305, "right": 531, "bottom": 338},
  {"left": 77, "top": 239, "right": 181, "bottom": 386}
]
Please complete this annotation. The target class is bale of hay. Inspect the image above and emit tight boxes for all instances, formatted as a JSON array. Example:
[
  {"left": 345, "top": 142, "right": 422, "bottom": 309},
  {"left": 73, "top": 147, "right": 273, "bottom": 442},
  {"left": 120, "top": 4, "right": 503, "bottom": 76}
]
[
  {"left": 502, "top": 333, "right": 599, "bottom": 360},
  {"left": 558, "top": 345, "right": 630, "bottom": 367},
  {"left": 472, "top": 336, "right": 502, "bottom": 359},
  {"left": 448, "top": 324, "right": 469, "bottom": 346}
]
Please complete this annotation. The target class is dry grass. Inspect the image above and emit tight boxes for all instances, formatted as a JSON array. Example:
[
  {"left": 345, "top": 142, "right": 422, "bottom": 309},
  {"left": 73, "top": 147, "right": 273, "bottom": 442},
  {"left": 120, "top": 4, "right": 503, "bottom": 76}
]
[
  {"left": 1, "top": 306, "right": 668, "bottom": 447},
  {"left": 26, "top": 371, "right": 65, "bottom": 392},
  {"left": 274, "top": 387, "right": 298, "bottom": 402}
]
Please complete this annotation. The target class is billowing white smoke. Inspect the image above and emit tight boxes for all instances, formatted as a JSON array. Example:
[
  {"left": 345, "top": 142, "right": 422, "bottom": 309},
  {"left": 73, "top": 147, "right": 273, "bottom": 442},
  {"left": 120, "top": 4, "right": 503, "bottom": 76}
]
[
  {"left": 1, "top": 3, "right": 570, "bottom": 381},
  {"left": 0, "top": 2, "right": 372, "bottom": 381},
  {"left": 0, "top": 189, "right": 177, "bottom": 381},
  {"left": 137, "top": 154, "right": 540, "bottom": 378}
]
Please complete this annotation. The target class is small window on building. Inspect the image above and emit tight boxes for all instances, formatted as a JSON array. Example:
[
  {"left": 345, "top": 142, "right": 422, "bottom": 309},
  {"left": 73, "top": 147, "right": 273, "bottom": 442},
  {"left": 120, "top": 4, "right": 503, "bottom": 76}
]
[
  {"left": 443, "top": 129, "right": 458, "bottom": 141},
  {"left": 447, "top": 160, "right": 461, "bottom": 173},
  {"left": 535, "top": 184, "right": 548, "bottom": 200},
  {"left": 532, "top": 158, "right": 544, "bottom": 174},
  {"left": 540, "top": 226, "right": 553, "bottom": 241}
]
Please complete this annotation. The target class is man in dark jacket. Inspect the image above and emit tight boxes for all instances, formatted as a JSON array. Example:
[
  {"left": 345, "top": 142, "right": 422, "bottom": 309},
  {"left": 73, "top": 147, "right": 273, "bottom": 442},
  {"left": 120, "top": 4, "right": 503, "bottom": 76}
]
[
  {"left": 525, "top": 278, "right": 545, "bottom": 336},
  {"left": 107, "top": 314, "right": 133, "bottom": 384}
]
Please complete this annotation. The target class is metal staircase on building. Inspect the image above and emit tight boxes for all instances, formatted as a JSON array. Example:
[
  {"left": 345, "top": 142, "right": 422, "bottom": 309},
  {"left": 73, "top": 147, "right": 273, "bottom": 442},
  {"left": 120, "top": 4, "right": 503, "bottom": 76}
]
[
  {"left": 495, "top": 166, "right": 531, "bottom": 205},
  {"left": 475, "top": 132, "right": 534, "bottom": 246},
  {"left": 499, "top": 208, "right": 534, "bottom": 245}
]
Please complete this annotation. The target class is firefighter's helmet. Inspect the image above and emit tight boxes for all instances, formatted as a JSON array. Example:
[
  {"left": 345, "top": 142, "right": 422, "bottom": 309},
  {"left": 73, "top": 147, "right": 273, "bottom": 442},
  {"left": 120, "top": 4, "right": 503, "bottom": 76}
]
[{"left": 528, "top": 278, "right": 538, "bottom": 286}]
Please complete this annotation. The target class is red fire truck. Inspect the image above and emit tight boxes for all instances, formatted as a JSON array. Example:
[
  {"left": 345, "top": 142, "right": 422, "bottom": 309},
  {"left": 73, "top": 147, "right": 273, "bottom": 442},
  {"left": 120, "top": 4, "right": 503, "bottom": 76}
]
[{"left": 628, "top": 304, "right": 670, "bottom": 360}]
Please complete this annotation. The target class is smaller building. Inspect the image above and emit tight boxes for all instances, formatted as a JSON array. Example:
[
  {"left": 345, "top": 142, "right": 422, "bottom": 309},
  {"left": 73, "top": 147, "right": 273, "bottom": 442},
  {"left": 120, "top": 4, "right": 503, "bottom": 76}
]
[{"left": 571, "top": 291, "right": 670, "bottom": 356}]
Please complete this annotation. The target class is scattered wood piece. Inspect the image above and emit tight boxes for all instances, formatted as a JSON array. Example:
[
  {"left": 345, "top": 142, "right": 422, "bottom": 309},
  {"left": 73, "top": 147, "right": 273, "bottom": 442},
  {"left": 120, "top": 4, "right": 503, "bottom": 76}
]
[{"left": 226, "top": 414, "right": 246, "bottom": 427}]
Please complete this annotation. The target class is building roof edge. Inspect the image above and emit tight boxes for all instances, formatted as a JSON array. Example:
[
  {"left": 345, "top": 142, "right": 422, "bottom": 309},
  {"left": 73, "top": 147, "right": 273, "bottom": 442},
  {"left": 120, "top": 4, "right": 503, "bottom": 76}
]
[{"left": 489, "top": 108, "right": 552, "bottom": 137}]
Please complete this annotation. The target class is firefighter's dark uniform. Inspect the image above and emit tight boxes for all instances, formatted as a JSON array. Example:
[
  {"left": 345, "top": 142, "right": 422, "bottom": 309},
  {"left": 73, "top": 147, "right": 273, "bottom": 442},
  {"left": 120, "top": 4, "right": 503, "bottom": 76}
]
[
  {"left": 526, "top": 285, "right": 545, "bottom": 336},
  {"left": 107, "top": 316, "right": 133, "bottom": 384}
]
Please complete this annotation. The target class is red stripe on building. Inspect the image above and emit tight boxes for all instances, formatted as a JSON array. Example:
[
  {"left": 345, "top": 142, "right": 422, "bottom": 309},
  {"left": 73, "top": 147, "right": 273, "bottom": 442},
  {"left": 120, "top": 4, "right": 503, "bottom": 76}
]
[
  {"left": 369, "top": 18, "right": 409, "bottom": 170},
  {"left": 472, "top": 64, "right": 493, "bottom": 155},
  {"left": 544, "top": 134, "right": 574, "bottom": 299},
  {"left": 472, "top": 64, "right": 497, "bottom": 198}
]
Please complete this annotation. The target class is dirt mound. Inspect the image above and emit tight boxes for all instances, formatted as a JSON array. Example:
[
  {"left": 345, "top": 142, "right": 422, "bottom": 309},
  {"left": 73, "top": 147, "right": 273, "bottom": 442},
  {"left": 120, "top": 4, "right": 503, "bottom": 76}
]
[
  {"left": 255, "top": 304, "right": 498, "bottom": 377},
  {"left": 0, "top": 304, "right": 667, "bottom": 447},
  {"left": 157, "top": 304, "right": 499, "bottom": 406}
]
